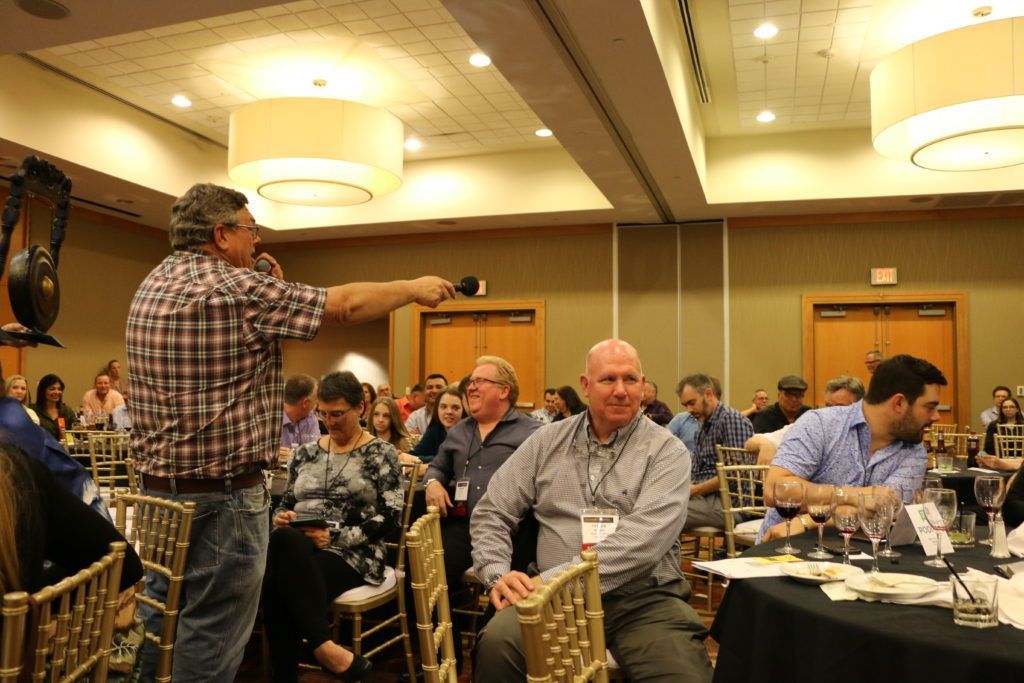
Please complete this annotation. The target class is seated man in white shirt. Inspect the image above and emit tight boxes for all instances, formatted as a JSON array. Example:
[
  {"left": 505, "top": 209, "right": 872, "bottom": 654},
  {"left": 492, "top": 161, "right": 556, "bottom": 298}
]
[
  {"left": 746, "top": 375, "right": 864, "bottom": 466},
  {"left": 404, "top": 373, "right": 447, "bottom": 435}
]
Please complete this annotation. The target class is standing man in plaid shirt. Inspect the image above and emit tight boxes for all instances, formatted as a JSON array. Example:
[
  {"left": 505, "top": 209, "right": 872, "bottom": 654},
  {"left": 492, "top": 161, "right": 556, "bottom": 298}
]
[
  {"left": 126, "top": 183, "right": 454, "bottom": 681},
  {"left": 677, "top": 374, "right": 754, "bottom": 530}
]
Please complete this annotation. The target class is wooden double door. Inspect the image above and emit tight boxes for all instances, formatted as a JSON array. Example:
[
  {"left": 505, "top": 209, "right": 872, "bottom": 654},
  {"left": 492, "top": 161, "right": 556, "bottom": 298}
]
[
  {"left": 410, "top": 299, "right": 545, "bottom": 411},
  {"left": 803, "top": 292, "right": 968, "bottom": 426}
]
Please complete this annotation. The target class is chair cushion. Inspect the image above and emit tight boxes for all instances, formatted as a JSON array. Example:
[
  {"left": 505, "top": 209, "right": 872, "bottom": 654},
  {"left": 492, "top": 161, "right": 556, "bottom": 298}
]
[
  {"left": 735, "top": 519, "right": 763, "bottom": 535},
  {"left": 688, "top": 526, "right": 724, "bottom": 535},
  {"left": 334, "top": 565, "right": 397, "bottom": 603}
]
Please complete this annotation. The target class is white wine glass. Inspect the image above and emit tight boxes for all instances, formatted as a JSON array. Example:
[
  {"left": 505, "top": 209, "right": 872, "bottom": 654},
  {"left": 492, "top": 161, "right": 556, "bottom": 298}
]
[
  {"left": 805, "top": 483, "right": 835, "bottom": 560},
  {"left": 773, "top": 480, "right": 805, "bottom": 554},
  {"left": 922, "top": 488, "right": 957, "bottom": 568},
  {"left": 974, "top": 475, "right": 1007, "bottom": 546},
  {"left": 859, "top": 493, "right": 895, "bottom": 573},
  {"left": 833, "top": 488, "right": 860, "bottom": 566}
]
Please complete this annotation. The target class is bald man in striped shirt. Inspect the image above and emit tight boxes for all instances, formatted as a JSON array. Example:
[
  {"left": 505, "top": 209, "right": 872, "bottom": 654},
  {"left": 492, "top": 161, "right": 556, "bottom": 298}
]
[{"left": 471, "top": 339, "right": 712, "bottom": 683}]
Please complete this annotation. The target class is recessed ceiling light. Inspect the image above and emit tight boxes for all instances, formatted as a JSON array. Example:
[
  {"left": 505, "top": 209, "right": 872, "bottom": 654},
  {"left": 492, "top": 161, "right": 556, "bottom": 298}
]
[
  {"left": 756, "top": 110, "right": 776, "bottom": 123},
  {"left": 171, "top": 95, "right": 192, "bottom": 108},
  {"left": 15, "top": 0, "right": 69, "bottom": 20},
  {"left": 469, "top": 52, "right": 491, "bottom": 67},
  {"left": 753, "top": 23, "right": 779, "bottom": 40},
  {"left": 535, "top": 128, "right": 553, "bottom": 137},
  {"left": 404, "top": 138, "right": 422, "bottom": 152}
]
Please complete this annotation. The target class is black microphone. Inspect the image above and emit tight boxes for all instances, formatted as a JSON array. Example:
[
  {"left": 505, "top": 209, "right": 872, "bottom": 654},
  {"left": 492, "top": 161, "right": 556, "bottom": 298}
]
[
  {"left": 254, "top": 256, "right": 273, "bottom": 274},
  {"left": 454, "top": 275, "right": 479, "bottom": 296}
]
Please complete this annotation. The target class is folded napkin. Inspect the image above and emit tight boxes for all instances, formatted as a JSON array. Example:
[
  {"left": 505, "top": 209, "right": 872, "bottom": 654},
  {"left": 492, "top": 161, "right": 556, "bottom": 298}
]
[
  {"left": 820, "top": 578, "right": 951, "bottom": 607},
  {"left": 1007, "top": 521, "right": 1024, "bottom": 558},
  {"left": 965, "top": 568, "right": 1024, "bottom": 629},
  {"left": 969, "top": 467, "right": 1001, "bottom": 474}
]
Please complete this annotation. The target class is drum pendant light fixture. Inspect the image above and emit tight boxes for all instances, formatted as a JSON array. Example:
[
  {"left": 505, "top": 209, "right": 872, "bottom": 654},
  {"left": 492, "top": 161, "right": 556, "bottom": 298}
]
[
  {"left": 228, "top": 97, "right": 404, "bottom": 206},
  {"left": 871, "top": 17, "right": 1024, "bottom": 171}
]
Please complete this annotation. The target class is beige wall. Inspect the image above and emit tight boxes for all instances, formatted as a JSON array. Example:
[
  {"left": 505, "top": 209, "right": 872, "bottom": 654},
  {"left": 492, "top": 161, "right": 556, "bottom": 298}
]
[
  {"left": 728, "top": 217, "right": 1024, "bottom": 427},
  {"left": 14, "top": 207, "right": 1022, "bottom": 428},
  {"left": 23, "top": 209, "right": 167, "bottom": 404},
  {"left": 275, "top": 228, "right": 616, "bottom": 405}
]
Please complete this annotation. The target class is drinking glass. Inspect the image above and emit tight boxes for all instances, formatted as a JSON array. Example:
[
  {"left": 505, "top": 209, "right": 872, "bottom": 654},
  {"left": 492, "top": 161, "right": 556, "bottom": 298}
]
[
  {"left": 859, "top": 493, "right": 895, "bottom": 573},
  {"left": 833, "top": 488, "right": 860, "bottom": 566},
  {"left": 805, "top": 483, "right": 835, "bottom": 560},
  {"left": 974, "top": 475, "right": 1007, "bottom": 546},
  {"left": 773, "top": 480, "right": 804, "bottom": 554},
  {"left": 922, "top": 488, "right": 957, "bottom": 568},
  {"left": 878, "top": 487, "right": 905, "bottom": 558}
]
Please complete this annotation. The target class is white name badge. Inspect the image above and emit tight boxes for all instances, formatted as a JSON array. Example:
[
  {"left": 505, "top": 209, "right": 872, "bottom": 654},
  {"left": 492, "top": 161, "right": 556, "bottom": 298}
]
[
  {"left": 453, "top": 479, "right": 470, "bottom": 502},
  {"left": 580, "top": 508, "right": 618, "bottom": 551},
  {"left": 889, "top": 503, "right": 954, "bottom": 555}
]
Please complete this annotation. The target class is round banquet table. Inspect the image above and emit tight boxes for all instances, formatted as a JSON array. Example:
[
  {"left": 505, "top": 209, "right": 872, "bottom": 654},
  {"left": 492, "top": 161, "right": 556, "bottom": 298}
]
[{"left": 710, "top": 532, "right": 1024, "bottom": 683}]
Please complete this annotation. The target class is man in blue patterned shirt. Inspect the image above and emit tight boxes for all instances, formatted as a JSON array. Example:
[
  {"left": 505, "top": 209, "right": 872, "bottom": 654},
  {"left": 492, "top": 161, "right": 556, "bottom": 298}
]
[
  {"left": 760, "top": 354, "right": 946, "bottom": 541},
  {"left": 678, "top": 373, "right": 754, "bottom": 530}
]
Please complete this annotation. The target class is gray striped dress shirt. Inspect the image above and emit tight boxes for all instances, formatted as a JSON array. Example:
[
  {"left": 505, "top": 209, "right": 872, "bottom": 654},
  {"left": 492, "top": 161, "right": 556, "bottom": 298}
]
[{"left": 471, "top": 410, "right": 691, "bottom": 595}]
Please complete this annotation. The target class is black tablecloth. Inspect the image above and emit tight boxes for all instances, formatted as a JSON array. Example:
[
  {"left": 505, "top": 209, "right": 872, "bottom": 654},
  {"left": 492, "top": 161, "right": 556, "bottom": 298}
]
[{"left": 710, "top": 533, "right": 1024, "bottom": 683}]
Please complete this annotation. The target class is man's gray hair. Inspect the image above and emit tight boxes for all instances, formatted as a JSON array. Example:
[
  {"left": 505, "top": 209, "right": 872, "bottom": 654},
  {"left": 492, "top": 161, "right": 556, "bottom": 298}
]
[
  {"left": 169, "top": 183, "right": 249, "bottom": 250},
  {"left": 284, "top": 373, "right": 318, "bottom": 405},
  {"left": 676, "top": 373, "right": 722, "bottom": 399},
  {"left": 824, "top": 375, "right": 865, "bottom": 400}
]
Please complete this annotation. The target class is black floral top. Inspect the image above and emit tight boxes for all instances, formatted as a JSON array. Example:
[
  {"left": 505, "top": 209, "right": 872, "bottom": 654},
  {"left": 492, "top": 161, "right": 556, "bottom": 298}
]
[{"left": 275, "top": 437, "right": 403, "bottom": 585}]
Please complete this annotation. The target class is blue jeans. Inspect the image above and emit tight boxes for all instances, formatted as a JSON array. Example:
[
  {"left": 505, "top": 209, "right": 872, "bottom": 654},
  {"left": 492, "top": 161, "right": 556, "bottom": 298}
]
[{"left": 138, "top": 482, "right": 270, "bottom": 682}]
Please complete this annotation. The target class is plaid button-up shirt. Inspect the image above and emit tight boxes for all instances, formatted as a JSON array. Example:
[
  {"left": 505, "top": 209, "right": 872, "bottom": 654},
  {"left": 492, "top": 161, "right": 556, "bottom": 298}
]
[
  {"left": 126, "top": 251, "right": 326, "bottom": 479},
  {"left": 692, "top": 402, "right": 754, "bottom": 484}
]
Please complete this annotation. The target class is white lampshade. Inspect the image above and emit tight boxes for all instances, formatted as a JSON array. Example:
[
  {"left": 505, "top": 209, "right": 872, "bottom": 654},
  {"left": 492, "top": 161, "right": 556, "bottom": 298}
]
[
  {"left": 871, "top": 17, "right": 1024, "bottom": 171},
  {"left": 228, "top": 97, "right": 404, "bottom": 206}
]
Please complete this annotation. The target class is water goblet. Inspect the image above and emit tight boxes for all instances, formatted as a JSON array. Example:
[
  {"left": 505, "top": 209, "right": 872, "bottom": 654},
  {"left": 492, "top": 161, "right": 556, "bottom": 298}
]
[
  {"left": 922, "top": 487, "right": 957, "bottom": 568},
  {"left": 833, "top": 488, "right": 860, "bottom": 566},
  {"left": 805, "top": 483, "right": 835, "bottom": 560},
  {"left": 877, "top": 486, "right": 905, "bottom": 558},
  {"left": 773, "top": 480, "right": 805, "bottom": 554},
  {"left": 859, "top": 492, "right": 895, "bottom": 573},
  {"left": 913, "top": 477, "right": 943, "bottom": 504},
  {"left": 974, "top": 475, "right": 1007, "bottom": 547}
]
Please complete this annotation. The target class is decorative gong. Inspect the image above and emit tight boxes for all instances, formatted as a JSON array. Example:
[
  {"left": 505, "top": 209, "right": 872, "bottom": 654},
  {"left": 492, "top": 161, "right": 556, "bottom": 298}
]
[{"left": 0, "top": 155, "right": 71, "bottom": 347}]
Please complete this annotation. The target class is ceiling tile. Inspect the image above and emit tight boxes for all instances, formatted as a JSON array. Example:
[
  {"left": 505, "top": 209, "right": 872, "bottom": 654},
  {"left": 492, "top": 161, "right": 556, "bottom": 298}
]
[
  {"left": 801, "top": 10, "right": 837, "bottom": 27},
  {"left": 298, "top": 9, "right": 338, "bottom": 28},
  {"left": 836, "top": 7, "right": 872, "bottom": 23}
]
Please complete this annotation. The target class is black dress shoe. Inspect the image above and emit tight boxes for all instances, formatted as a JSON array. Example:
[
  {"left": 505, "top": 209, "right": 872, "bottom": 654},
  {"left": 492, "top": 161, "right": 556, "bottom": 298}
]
[{"left": 322, "top": 654, "right": 372, "bottom": 681}]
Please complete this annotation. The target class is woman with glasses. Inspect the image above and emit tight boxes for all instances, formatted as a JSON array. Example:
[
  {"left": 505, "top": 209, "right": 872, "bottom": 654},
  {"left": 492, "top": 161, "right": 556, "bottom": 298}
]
[
  {"left": 263, "top": 371, "right": 403, "bottom": 682},
  {"left": 983, "top": 397, "right": 1024, "bottom": 455},
  {"left": 552, "top": 384, "right": 587, "bottom": 421},
  {"left": 410, "top": 384, "right": 465, "bottom": 463}
]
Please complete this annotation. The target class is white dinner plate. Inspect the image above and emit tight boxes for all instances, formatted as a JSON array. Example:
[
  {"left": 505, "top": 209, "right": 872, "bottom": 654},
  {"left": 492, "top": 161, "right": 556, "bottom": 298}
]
[
  {"left": 781, "top": 562, "right": 864, "bottom": 584},
  {"left": 844, "top": 572, "right": 939, "bottom": 600}
]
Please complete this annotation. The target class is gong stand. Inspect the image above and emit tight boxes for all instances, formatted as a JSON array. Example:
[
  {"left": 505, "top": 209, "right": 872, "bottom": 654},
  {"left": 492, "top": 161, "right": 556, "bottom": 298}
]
[{"left": 0, "top": 155, "right": 71, "bottom": 347}]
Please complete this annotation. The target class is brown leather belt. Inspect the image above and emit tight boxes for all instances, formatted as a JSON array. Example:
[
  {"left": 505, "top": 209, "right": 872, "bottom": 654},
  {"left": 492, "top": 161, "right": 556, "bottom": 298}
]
[{"left": 141, "top": 471, "right": 264, "bottom": 494}]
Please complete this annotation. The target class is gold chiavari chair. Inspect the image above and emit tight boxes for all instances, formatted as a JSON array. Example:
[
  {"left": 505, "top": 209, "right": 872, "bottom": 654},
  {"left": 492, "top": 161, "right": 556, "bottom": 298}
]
[
  {"left": 0, "top": 541, "right": 126, "bottom": 683},
  {"left": 330, "top": 462, "right": 419, "bottom": 679},
  {"left": 715, "top": 446, "right": 770, "bottom": 558},
  {"left": 406, "top": 506, "right": 457, "bottom": 683},
  {"left": 996, "top": 423, "right": 1024, "bottom": 437},
  {"left": 515, "top": 550, "right": 609, "bottom": 683},
  {"left": 994, "top": 434, "right": 1024, "bottom": 459},
  {"left": 114, "top": 493, "right": 196, "bottom": 683},
  {"left": 88, "top": 433, "right": 132, "bottom": 504},
  {"left": 929, "top": 423, "right": 958, "bottom": 438}
]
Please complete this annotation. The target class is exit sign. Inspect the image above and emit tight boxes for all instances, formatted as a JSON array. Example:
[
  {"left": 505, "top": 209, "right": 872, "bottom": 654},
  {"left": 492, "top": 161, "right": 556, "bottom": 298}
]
[{"left": 871, "top": 267, "right": 898, "bottom": 286}]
